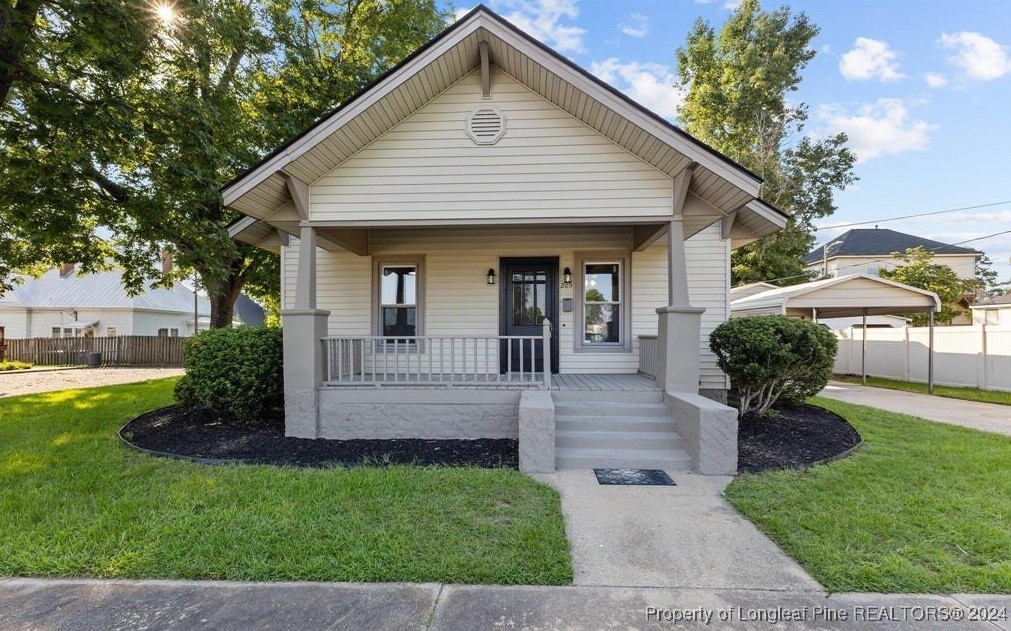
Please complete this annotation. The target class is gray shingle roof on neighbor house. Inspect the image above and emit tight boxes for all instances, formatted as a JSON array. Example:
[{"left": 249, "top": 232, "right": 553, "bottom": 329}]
[
  {"left": 805, "top": 228, "right": 981, "bottom": 265},
  {"left": 972, "top": 293, "right": 1011, "bottom": 307},
  {"left": 0, "top": 267, "right": 210, "bottom": 315}
]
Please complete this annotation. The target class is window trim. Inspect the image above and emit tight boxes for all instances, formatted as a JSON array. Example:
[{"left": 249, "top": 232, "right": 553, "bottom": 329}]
[
  {"left": 373, "top": 256, "right": 425, "bottom": 342},
  {"left": 574, "top": 251, "right": 632, "bottom": 353}
]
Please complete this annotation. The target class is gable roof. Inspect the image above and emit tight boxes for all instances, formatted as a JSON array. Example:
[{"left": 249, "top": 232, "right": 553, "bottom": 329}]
[
  {"left": 0, "top": 268, "right": 210, "bottom": 315},
  {"left": 730, "top": 273, "right": 941, "bottom": 318},
  {"left": 971, "top": 293, "right": 1011, "bottom": 308},
  {"left": 729, "top": 281, "right": 777, "bottom": 300},
  {"left": 222, "top": 4, "right": 787, "bottom": 243},
  {"left": 806, "top": 228, "right": 981, "bottom": 265}
]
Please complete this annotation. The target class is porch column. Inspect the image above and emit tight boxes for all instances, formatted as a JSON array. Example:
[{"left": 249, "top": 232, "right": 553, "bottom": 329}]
[
  {"left": 655, "top": 217, "right": 705, "bottom": 394},
  {"left": 281, "top": 225, "right": 330, "bottom": 438}
]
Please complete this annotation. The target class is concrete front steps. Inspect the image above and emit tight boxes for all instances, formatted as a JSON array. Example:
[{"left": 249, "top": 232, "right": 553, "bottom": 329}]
[{"left": 552, "top": 391, "right": 692, "bottom": 470}]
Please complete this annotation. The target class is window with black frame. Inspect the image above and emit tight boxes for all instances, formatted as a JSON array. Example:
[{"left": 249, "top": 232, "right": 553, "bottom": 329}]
[
  {"left": 583, "top": 262, "right": 622, "bottom": 345},
  {"left": 380, "top": 264, "right": 418, "bottom": 342}
]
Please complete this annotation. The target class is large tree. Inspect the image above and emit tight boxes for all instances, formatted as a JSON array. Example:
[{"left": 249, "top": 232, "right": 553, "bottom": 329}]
[
  {"left": 1, "top": 0, "right": 446, "bottom": 326},
  {"left": 675, "top": 0, "right": 857, "bottom": 286}
]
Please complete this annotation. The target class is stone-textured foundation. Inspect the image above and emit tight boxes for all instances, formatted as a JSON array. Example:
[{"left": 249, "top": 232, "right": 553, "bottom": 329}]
[
  {"left": 518, "top": 391, "right": 555, "bottom": 473},
  {"left": 665, "top": 391, "right": 738, "bottom": 475}
]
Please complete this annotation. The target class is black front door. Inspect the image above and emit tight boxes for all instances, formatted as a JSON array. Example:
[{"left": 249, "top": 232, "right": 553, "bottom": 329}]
[{"left": 500, "top": 257, "right": 559, "bottom": 374}]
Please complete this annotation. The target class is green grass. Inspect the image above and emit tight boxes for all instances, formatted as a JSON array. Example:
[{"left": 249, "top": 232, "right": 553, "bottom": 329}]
[
  {"left": 726, "top": 396, "right": 1011, "bottom": 593},
  {"left": 835, "top": 374, "right": 1011, "bottom": 406},
  {"left": 0, "top": 360, "right": 32, "bottom": 371},
  {"left": 0, "top": 379, "right": 571, "bottom": 584}
]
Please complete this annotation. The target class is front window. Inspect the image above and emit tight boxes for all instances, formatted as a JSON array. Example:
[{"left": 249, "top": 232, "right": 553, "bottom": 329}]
[
  {"left": 583, "top": 262, "right": 622, "bottom": 345},
  {"left": 379, "top": 264, "right": 418, "bottom": 339}
]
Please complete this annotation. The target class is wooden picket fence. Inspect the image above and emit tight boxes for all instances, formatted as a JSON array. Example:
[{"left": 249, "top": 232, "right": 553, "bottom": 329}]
[{"left": 3, "top": 336, "right": 186, "bottom": 367}]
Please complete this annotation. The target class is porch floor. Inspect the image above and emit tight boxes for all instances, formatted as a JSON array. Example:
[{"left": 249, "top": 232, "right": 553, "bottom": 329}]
[{"left": 321, "top": 373, "right": 660, "bottom": 391}]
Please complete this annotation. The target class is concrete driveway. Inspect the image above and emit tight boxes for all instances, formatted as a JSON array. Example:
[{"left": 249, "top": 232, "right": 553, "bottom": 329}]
[
  {"left": 533, "top": 469, "right": 820, "bottom": 590},
  {"left": 0, "top": 367, "right": 183, "bottom": 398},
  {"left": 820, "top": 381, "right": 1011, "bottom": 437}
]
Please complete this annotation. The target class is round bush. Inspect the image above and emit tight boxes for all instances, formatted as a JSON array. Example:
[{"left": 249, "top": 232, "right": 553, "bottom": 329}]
[
  {"left": 174, "top": 327, "right": 283, "bottom": 420},
  {"left": 709, "top": 315, "right": 837, "bottom": 419}
]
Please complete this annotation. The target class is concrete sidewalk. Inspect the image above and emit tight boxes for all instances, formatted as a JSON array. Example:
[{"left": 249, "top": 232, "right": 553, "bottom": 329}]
[
  {"left": 820, "top": 381, "right": 1011, "bottom": 436},
  {"left": 2, "top": 578, "right": 1009, "bottom": 630},
  {"left": 534, "top": 469, "right": 820, "bottom": 590}
]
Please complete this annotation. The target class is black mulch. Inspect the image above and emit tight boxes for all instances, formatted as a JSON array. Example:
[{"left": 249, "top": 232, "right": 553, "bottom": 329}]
[
  {"left": 736, "top": 400, "right": 862, "bottom": 474},
  {"left": 121, "top": 405, "right": 518, "bottom": 469}
]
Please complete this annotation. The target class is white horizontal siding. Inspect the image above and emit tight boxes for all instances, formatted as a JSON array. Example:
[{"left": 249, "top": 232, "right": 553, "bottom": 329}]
[
  {"left": 283, "top": 224, "right": 730, "bottom": 388},
  {"left": 309, "top": 68, "right": 673, "bottom": 222}
]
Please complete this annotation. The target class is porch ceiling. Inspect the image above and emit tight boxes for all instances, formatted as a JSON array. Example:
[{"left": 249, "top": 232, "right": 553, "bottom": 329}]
[{"left": 224, "top": 6, "right": 788, "bottom": 251}]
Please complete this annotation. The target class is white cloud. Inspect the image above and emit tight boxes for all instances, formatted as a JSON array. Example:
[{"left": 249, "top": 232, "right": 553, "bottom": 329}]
[
  {"left": 723, "top": 0, "right": 742, "bottom": 9},
  {"left": 818, "top": 98, "right": 936, "bottom": 163},
  {"left": 590, "top": 58, "right": 684, "bottom": 119},
  {"left": 619, "top": 13, "right": 648, "bottom": 38},
  {"left": 839, "top": 37, "right": 905, "bottom": 81},
  {"left": 939, "top": 31, "right": 1011, "bottom": 81},
  {"left": 924, "top": 72, "right": 948, "bottom": 88},
  {"left": 494, "top": 0, "right": 586, "bottom": 53}
]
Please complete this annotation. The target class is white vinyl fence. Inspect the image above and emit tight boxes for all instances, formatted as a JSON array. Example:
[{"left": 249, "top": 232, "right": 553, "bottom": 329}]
[{"left": 835, "top": 325, "right": 1011, "bottom": 391}]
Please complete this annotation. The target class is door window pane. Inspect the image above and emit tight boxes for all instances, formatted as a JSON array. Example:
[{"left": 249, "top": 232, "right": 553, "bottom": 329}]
[{"left": 511, "top": 271, "right": 546, "bottom": 325}]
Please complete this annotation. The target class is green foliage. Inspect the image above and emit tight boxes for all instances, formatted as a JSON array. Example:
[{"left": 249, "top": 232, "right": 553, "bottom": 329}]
[
  {"left": 727, "top": 397, "right": 1011, "bottom": 593},
  {"left": 0, "top": 380, "right": 572, "bottom": 584},
  {"left": 675, "top": 0, "right": 857, "bottom": 286},
  {"left": 1, "top": 0, "right": 447, "bottom": 324},
  {"left": 0, "top": 361, "right": 32, "bottom": 371},
  {"left": 175, "top": 327, "right": 283, "bottom": 419},
  {"left": 975, "top": 254, "right": 1005, "bottom": 296},
  {"left": 709, "top": 316, "right": 837, "bottom": 418},
  {"left": 878, "top": 247, "right": 977, "bottom": 325}
]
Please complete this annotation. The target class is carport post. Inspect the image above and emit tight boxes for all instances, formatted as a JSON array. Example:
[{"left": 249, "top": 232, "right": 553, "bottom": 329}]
[
  {"left": 861, "top": 309, "right": 867, "bottom": 386},
  {"left": 928, "top": 310, "right": 935, "bottom": 395}
]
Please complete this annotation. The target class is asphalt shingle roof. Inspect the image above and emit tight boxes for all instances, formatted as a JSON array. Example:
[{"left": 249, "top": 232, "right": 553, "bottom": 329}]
[{"left": 805, "top": 228, "right": 981, "bottom": 265}]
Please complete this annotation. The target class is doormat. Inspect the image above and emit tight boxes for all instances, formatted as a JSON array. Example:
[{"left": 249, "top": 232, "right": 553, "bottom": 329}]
[{"left": 593, "top": 468, "right": 676, "bottom": 486}]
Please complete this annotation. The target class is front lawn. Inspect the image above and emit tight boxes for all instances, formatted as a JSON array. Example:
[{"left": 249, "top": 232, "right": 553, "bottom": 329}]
[
  {"left": 835, "top": 374, "right": 1011, "bottom": 406},
  {"left": 726, "top": 397, "right": 1011, "bottom": 593},
  {"left": 0, "top": 379, "right": 571, "bottom": 584}
]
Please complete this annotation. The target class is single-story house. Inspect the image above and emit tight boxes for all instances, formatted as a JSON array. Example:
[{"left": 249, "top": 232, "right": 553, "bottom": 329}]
[
  {"left": 223, "top": 5, "right": 788, "bottom": 474},
  {"left": 970, "top": 294, "right": 1011, "bottom": 326},
  {"left": 0, "top": 264, "right": 211, "bottom": 338}
]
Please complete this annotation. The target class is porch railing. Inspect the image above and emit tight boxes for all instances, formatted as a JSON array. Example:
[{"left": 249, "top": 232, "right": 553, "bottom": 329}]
[
  {"left": 638, "top": 334, "right": 658, "bottom": 379},
  {"left": 322, "top": 319, "right": 552, "bottom": 388}
]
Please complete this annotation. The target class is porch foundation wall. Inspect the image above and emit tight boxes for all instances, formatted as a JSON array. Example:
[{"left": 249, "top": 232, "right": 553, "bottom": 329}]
[
  {"left": 318, "top": 389, "right": 520, "bottom": 439},
  {"left": 665, "top": 391, "right": 738, "bottom": 475}
]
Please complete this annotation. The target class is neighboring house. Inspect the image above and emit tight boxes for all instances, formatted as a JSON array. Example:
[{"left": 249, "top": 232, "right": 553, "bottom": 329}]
[
  {"left": 971, "top": 294, "right": 1011, "bottom": 326},
  {"left": 0, "top": 265, "right": 211, "bottom": 338},
  {"left": 223, "top": 6, "right": 787, "bottom": 474},
  {"left": 804, "top": 228, "right": 981, "bottom": 280}
]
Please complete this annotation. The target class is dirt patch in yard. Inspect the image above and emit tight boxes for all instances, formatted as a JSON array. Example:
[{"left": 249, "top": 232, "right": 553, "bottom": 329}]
[
  {"left": 121, "top": 405, "right": 518, "bottom": 469},
  {"left": 736, "top": 401, "right": 862, "bottom": 474}
]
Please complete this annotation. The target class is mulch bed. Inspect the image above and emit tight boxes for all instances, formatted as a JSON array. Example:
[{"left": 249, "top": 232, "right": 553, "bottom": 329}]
[
  {"left": 736, "top": 400, "right": 862, "bottom": 474},
  {"left": 121, "top": 405, "right": 518, "bottom": 469}
]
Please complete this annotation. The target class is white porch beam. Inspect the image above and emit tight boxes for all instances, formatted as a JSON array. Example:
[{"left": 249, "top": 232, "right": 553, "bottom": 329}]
[
  {"left": 478, "top": 40, "right": 492, "bottom": 97},
  {"left": 721, "top": 210, "right": 738, "bottom": 240},
  {"left": 632, "top": 224, "right": 668, "bottom": 252},
  {"left": 318, "top": 227, "right": 370, "bottom": 256},
  {"left": 285, "top": 175, "right": 311, "bottom": 220},
  {"left": 672, "top": 163, "right": 695, "bottom": 215},
  {"left": 667, "top": 218, "right": 691, "bottom": 306},
  {"left": 294, "top": 225, "right": 317, "bottom": 310}
]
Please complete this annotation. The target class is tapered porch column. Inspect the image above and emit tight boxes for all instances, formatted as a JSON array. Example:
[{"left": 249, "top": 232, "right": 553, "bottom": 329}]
[
  {"left": 654, "top": 218, "right": 705, "bottom": 394},
  {"left": 281, "top": 225, "right": 330, "bottom": 438}
]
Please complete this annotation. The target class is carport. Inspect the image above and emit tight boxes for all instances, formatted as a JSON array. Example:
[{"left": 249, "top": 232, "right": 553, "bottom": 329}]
[{"left": 730, "top": 274, "right": 942, "bottom": 391}]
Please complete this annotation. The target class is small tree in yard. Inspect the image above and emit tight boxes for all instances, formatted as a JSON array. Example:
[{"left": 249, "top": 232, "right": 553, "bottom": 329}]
[
  {"left": 710, "top": 316, "right": 837, "bottom": 419},
  {"left": 878, "top": 247, "right": 978, "bottom": 325}
]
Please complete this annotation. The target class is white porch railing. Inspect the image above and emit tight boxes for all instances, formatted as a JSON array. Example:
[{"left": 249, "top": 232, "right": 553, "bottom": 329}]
[
  {"left": 322, "top": 320, "right": 552, "bottom": 388},
  {"left": 638, "top": 334, "right": 658, "bottom": 378}
]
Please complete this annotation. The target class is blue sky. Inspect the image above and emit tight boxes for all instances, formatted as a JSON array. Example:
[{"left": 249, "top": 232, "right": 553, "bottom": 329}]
[{"left": 447, "top": 1, "right": 1011, "bottom": 280}]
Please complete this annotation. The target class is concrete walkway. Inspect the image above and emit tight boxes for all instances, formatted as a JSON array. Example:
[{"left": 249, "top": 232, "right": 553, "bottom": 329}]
[
  {"left": 2, "top": 578, "right": 1008, "bottom": 630},
  {"left": 820, "top": 381, "right": 1011, "bottom": 437},
  {"left": 533, "top": 469, "right": 821, "bottom": 590}
]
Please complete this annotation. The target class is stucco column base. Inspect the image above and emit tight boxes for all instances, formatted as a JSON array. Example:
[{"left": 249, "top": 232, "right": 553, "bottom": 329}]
[
  {"left": 281, "top": 308, "right": 330, "bottom": 439},
  {"left": 655, "top": 305, "right": 706, "bottom": 395},
  {"left": 666, "top": 391, "right": 739, "bottom": 475},
  {"left": 518, "top": 391, "right": 555, "bottom": 473}
]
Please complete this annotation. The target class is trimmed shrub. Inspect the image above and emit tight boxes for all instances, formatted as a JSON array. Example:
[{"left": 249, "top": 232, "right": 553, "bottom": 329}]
[
  {"left": 709, "top": 316, "right": 837, "bottom": 419},
  {"left": 175, "top": 327, "right": 283, "bottom": 420}
]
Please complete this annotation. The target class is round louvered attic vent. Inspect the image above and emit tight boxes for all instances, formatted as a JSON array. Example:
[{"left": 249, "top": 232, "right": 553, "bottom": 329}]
[{"left": 465, "top": 107, "right": 506, "bottom": 145}]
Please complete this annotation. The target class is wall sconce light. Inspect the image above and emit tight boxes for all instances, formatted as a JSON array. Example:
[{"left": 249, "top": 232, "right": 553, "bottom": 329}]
[
  {"left": 561, "top": 267, "right": 572, "bottom": 288},
  {"left": 487, "top": 268, "right": 496, "bottom": 285}
]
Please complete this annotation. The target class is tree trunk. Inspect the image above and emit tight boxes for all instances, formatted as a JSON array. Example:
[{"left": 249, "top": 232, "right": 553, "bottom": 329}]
[
  {"left": 205, "top": 257, "right": 247, "bottom": 328},
  {"left": 0, "top": 0, "right": 45, "bottom": 108}
]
